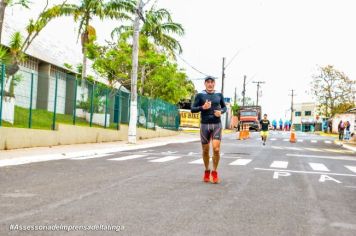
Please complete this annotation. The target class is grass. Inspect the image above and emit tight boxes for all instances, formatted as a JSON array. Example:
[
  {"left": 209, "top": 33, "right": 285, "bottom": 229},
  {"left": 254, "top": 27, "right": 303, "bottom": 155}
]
[
  {"left": 2, "top": 106, "right": 107, "bottom": 130},
  {"left": 1, "top": 106, "right": 169, "bottom": 131}
]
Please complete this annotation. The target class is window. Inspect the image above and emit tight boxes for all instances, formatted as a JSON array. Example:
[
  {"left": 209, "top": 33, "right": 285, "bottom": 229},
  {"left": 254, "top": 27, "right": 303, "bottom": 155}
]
[
  {"left": 295, "top": 111, "right": 301, "bottom": 117},
  {"left": 305, "top": 111, "right": 312, "bottom": 116},
  {"left": 240, "top": 111, "right": 257, "bottom": 117}
]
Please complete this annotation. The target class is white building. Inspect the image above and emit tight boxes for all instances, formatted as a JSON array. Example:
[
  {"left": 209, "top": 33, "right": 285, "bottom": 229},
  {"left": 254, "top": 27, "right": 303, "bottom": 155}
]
[{"left": 292, "top": 102, "right": 323, "bottom": 132}]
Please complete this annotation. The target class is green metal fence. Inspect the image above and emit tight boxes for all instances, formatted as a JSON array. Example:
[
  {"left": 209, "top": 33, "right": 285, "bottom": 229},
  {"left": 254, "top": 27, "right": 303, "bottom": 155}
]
[{"left": 0, "top": 64, "right": 179, "bottom": 131}]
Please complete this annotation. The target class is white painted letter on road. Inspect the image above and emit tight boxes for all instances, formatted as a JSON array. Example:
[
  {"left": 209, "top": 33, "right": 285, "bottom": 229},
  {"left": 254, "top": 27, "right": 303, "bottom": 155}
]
[
  {"left": 273, "top": 171, "right": 291, "bottom": 179},
  {"left": 319, "top": 175, "right": 341, "bottom": 184}
]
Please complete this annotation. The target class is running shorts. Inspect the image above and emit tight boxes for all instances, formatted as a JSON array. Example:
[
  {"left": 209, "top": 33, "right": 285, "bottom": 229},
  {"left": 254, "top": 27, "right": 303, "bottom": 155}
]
[{"left": 200, "top": 123, "right": 222, "bottom": 144}]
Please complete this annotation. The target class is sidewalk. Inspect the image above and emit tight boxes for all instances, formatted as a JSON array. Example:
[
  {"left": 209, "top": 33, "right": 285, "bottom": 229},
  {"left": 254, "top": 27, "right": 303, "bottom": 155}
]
[
  {"left": 334, "top": 140, "right": 356, "bottom": 153},
  {"left": 0, "top": 133, "right": 200, "bottom": 167}
]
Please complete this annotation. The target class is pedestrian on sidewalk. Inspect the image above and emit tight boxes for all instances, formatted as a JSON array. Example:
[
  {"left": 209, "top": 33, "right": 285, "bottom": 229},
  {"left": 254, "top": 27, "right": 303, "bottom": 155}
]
[
  {"left": 338, "top": 120, "right": 345, "bottom": 141},
  {"left": 344, "top": 121, "right": 351, "bottom": 140},
  {"left": 272, "top": 119, "right": 277, "bottom": 130},
  {"left": 191, "top": 76, "right": 227, "bottom": 184},
  {"left": 279, "top": 119, "right": 283, "bottom": 131}
]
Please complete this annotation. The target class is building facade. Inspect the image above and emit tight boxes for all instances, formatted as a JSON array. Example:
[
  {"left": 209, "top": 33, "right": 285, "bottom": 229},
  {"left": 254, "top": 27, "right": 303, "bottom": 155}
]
[{"left": 292, "top": 102, "right": 322, "bottom": 132}]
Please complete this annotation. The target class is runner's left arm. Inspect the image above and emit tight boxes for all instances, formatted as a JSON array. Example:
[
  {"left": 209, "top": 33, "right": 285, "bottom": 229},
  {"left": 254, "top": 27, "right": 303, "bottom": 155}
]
[
  {"left": 191, "top": 94, "right": 202, "bottom": 113},
  {"left": 220, "top": 93, "right": 227, "bottom": 114}
]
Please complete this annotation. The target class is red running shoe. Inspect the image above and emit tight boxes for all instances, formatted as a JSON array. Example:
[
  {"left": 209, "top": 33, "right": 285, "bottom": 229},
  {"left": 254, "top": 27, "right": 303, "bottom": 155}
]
[
  {"left": 211, "top": 170, "right": 219, "bottom": 184},
  {"left": 203, "top": 170, "right": 211, "bottom": 182}
]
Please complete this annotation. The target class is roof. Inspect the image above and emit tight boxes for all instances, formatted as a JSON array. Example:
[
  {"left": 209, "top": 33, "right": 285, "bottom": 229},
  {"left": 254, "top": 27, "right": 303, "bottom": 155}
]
[
  {"left": 346, "top": 108, "right": 356, "bottom": 113},
  {"left": 1, "top": 12, "right": 129, "bottom": 92}
]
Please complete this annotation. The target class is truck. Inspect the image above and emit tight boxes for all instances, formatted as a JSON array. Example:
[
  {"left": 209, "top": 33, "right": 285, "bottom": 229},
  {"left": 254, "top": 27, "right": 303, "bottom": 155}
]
[{"left": 238, "top": 106, "right": 262, "bottom": 131}]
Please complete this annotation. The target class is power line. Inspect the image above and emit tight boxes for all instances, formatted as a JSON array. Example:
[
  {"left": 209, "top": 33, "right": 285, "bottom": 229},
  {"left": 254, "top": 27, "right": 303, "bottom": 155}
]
[
  {"left": 225, "top": 49, "right": 242, "bottom": 69},
  {"left": 176, "top": 54, "right": 212, "bottom": 77}
]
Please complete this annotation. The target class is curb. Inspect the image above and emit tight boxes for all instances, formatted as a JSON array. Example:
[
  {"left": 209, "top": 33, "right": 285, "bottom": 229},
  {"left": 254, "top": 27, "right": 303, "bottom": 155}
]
[
  {"left": 0, "top": 137, "right": 200, "bottom": 168},
  {"left": 334, "top": 140, "right": 356, "bottom": 152}
]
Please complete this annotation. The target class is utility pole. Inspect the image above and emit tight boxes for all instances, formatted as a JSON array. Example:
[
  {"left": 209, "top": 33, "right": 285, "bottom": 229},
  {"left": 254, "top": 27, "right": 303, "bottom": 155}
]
[
  {"left": 289, "top": 89, "right": 296, "bottom": 124},
  {"left": 234, "top": 87, "right": 237, "bottom": 104},
  {"left": 242, "top": 75, "right": 246, "bottom": 106},
  {"left": 221, "top": 57, "right": 225, "bottom": 95},
  {"left": 128, "top": 0, "right": 143, "bottom": 144},
  {"left": 252, "top": 81, "right": 265, "bottom": 106}
]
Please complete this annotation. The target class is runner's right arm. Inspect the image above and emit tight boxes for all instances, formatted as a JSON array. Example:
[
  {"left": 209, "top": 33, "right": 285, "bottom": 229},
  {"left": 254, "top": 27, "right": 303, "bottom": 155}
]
[{"left": 191, "top": 94, "right": 202, "bottom": 113}]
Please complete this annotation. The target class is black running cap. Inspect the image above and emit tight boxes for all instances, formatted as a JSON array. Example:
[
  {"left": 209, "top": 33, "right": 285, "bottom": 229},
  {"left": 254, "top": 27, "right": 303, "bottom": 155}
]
[{"left": 204, "top": 76, "right": 216, "bottom": 82}]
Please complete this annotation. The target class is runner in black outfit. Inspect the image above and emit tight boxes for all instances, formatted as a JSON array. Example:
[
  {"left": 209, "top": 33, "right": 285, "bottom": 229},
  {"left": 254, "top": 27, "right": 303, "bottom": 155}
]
[{"left": 191, "top": 76, "right": 227, "bottom": 184}]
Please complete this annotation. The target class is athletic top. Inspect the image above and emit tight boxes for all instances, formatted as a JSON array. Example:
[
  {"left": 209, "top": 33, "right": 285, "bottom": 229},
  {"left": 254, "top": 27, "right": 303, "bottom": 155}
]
[
  {"left": 191, "top": 90, "right": 227, "bottom": 124},
  {"left": 260, "top": 119, "right": 270, "bottom": 131}
]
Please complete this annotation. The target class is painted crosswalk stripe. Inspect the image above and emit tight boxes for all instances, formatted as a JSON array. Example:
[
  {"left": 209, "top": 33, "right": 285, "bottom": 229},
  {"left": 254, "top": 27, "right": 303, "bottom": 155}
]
[
  {"left": 311, "top": 140, "right": 318, "bottom": 143},
  {"left": 297, "top": 140, "right": 304, "bottom": 143},
  {"left": 71, "top": 154, "right": 111, "bottom": 160},
  {"left": 149, "top": 156, "right": 182, "bottom": 163},
  {"left": 270, "top": 138, "right": 277, "bottom": 141},
  {"left": 324, "top": 141, "right": 331, "bottom": 144},
  {"left": 270, "top": 161, "right": 288, "bottom": 169},
  {"left": 189, "top": 159, "right": 204, "bottom": 164},
  {"left": 272, "top": 146, "right": 284, "bottom": 150},
  {"left": 309, "top": 163, "right": 329, "bottom": 171},
  {"left": 229, "top": 159, "right": 252, "bottom": 166},
  {"left": 345, "top": 166, "right": 356, "bottom": 173},
  {"left": 305, "top": 148, "right": 323, "bottom": 152},
  {"left": 285, "top": 147, "right": 302, "bottom": 151},
  {"left": 283, "top": 139, "right": 289, "bottom": 142},
  {"left": 108, "top": 154, "right": 147, "bottom": 161}
]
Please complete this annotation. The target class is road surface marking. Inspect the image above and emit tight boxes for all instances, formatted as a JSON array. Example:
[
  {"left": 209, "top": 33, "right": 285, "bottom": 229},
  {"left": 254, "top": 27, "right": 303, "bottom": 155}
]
[
  {"left": 254, "top": 168, "right": 356, "bottom": 177},
  {"left": 297, "top": 140, "right": 304, "bottom": 143},
  {"left": 161, "top": 151, "right": 178, "bottom": 154},
  {"left": 283, "top": 139, "right": 289, "bottom": 142},
  {"left": 229, "top": 159, "right": 252, "bottom": 166},
  {"left": 345, "top": 166, "right": 356, "bottom": 173},
  {"left": 270, "top": 138, "right": 277, "bottom": 141},
  {"left": 149, "top": 156, "right": 182, "bottom": 162},
  {"left": 189, "top": 159, "right": 204, "bottom": 164},
  {"left": 305, "top": 148, "right": 323, "bottom": 152},
  {"left": 309, "top": 163, "right": 330, "bottom": 171},
  {"left": 319, "top": 175, "right": 341, "bottom": 183},
  {"left": 286, "top": 153, "right": 356, "bottom": 161},
  {"left": 188, "top": 152, "right": 199, "bottom": 156},
  {"left": 70, "top": 154, "right": 111, "bottom": 160},
  {"left": 270, "top": 161, "right": 288, "bottom": 169},
  {"left": 271, "top": 146, "right": 284, "bottom": 150},
  {"left": 285, "top": 147, "right": 302, "bottom": 151},
  {"left": 311, "top": 140, "right": 318, "bottom": 143},
  {"left": 108, "top": 155, "right": 147, "bottom": 161},
  {"left": 273, "top": 171, "right": 291, "bottom": 179},
  {"left": 324, "top": 149, "right": 353, "bottom": 154},
  {"left": 324, "top": 141, "right": 332, "bottom": 144}
]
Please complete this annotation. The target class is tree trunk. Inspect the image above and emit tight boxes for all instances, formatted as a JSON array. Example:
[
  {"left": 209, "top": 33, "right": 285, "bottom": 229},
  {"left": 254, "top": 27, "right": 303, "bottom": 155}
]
[
  {"left": 140, "top": 65, "right": 145, "bottom": 95},
  {"left": 82, "top": 48, "right": 87, "bottom": 91},
  {"left": 128, "top": 0, "right": 143, "bottom": 144},
  {"left": 0, "top": 0, "right": 7, "bottom": 44}
]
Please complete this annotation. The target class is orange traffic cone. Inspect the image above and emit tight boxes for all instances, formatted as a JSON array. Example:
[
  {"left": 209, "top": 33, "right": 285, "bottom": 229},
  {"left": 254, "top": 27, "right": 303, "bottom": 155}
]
[{"left": 290, "top": 130, "right": 296, "bottom": 143}]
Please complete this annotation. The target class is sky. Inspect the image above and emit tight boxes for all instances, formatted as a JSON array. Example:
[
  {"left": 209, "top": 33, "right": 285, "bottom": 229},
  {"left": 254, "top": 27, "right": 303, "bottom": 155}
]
[{"left": 5, "top": 0, "right": 356, "bottom": 121}]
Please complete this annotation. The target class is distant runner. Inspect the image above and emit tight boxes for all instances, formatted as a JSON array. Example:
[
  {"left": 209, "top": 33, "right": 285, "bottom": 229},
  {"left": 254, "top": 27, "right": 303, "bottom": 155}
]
[
  {"left": 260, "top": 114, "right": 270, "bottom": 146},
  {"left": 191, "top": 76, "right": 227, "bottom": 184}
]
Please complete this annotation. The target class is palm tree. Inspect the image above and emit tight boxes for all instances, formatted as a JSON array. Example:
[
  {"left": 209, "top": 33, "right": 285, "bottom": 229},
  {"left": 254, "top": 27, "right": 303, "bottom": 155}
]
[
  {"left": 121, "top": 2, "right": 184, "bottom": 143},
  {"left": 112, "top": 6, "right": 184, "bottom": 56},
  {"left": 46, "top": 0, "right": 135, "bottom": 89},
  {"left": 0, "top": 0, "right": 30, "bottom": 43}
]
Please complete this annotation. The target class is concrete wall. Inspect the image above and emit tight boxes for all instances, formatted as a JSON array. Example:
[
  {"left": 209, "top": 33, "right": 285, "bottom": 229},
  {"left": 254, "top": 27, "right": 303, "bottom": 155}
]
[
  {"left": 332, "top": 113, "right": 356, "bottom": 134},
  {"left": 37, "top": 63, "right": 51, "bottom": 110},
  {"left": 0, "top": 124, "right": 178, "bottom": 150}
]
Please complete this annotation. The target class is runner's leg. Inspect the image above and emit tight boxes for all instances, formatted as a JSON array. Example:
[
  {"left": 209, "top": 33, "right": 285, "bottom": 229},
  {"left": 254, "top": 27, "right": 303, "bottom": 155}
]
[
  {"left": 212, "top": 140, "right": 221, "bottom": 171},
  {"left": 202, "top": 144, "right": 210, "bottom": 171},
  {"left": 200, "top": 124, "right": 211, "bottom": 171}
]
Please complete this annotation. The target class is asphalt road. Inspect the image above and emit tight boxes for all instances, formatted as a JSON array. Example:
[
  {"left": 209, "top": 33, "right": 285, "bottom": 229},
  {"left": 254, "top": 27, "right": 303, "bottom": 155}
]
[{"left": 1, "top": 131, "right": 356, "bottom": 236}]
